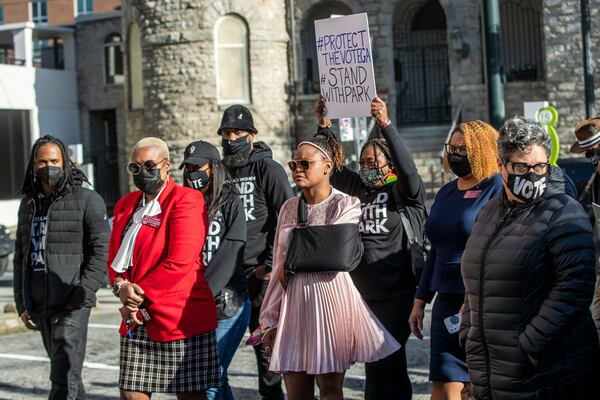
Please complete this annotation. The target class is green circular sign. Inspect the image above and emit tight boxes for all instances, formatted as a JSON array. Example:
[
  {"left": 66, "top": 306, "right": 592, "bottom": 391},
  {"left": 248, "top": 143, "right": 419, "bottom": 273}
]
[{"left": 535, "top": 106, "right": 559, "bottom": 166}]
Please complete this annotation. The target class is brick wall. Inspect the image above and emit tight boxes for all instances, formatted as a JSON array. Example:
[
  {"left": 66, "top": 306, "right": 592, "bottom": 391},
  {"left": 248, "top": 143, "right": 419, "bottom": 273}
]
[
  {"left": 94, "top": 0, "right": 122, "bottom": 14},
  {"left": 0, "top": 0, "right": 29, "bottom": 24},
  {"left": 48, "top": 0, "right": 75, "bottom": 25}
]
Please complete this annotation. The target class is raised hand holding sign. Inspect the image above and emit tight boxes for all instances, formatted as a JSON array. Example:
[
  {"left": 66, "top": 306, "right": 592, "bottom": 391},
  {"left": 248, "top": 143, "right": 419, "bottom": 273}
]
[{"left": 314, "top": 13, "right": 377, "bottom": 119}]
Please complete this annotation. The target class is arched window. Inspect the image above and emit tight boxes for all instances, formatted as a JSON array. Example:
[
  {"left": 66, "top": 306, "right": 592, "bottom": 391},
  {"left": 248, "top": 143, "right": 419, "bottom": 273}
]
[
  {"left": 214, "top": 15, "right": 251, "bottom": 104},
  {"left": 500, "top": 0, "right": 544, "bottom": 81},
  {"left": 301, "top": 2, "right": 353, "bottom": 94},
  {"left": 128, "top": 23, "right": 143, "bottom": 109},
  {"left": 393, "top": 0, "right": 450, "bottom": 125},
  {"left": 104, "top": 33, "right": 123, "bottom": 85}
]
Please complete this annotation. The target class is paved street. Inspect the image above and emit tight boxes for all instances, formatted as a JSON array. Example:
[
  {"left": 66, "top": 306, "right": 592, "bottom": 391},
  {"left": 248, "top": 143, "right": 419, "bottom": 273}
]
[{"left": 0, "top": 263, "right": 433, "bottom": 399}]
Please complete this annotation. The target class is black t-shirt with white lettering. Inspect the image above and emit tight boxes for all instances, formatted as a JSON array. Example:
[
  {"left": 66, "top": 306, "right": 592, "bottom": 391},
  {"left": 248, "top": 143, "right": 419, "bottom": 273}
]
[
  {"left": 29, "top": 195, "right": 51, "bottom": 311},
  {"left": 202, "top": 193, "right": 247, "bottom": 297},
  {"left": 330, "top": 124, "right": 426, "bottom": 300}
]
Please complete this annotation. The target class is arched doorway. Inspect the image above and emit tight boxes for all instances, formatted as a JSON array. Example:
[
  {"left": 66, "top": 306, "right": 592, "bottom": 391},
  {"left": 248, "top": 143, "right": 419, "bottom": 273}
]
[
  {"left": 300, "top": 1, "right": 353, "bottom": 94},
  {"left": 394, "top": 0, "right": 451, "bottom": 125}
]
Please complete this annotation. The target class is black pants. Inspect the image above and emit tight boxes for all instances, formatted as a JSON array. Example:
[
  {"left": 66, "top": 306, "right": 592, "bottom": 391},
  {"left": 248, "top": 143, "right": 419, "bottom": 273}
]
[
  {"left": 248, "top": 275, "right": 284, "bottom": 400},
  {"left": 364, "top": 293, "right": 414, "bottom": 400},
  {"left": 31, "top": 307, "right": 91, "bottom": 400}
]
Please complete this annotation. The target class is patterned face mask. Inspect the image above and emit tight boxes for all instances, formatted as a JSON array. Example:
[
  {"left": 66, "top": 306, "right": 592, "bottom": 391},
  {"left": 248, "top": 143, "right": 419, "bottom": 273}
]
[
  {"left": 359, "top": 166, "right": 386, "bottom": 187},
  {"left": 585, "top": 148, "right": 600, "bottom": 165}
]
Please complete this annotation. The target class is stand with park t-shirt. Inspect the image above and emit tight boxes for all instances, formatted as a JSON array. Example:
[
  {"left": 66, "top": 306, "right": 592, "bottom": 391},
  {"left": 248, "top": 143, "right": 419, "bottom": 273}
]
[{"left": 328, "top": 123, "right": 427, "bottom": 300}]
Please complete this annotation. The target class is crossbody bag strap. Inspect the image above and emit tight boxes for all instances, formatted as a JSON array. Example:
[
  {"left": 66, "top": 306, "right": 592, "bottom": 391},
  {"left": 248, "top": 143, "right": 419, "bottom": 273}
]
[
  {"left": 399, "top": 209, "right": 417, "bottom": 245},
  {"left": 297, "top": 195, "right": 309, "bottom": 228}
]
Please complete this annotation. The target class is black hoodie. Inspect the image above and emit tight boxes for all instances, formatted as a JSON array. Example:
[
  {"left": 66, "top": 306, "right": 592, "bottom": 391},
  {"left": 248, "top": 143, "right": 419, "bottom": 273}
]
[{"left": 224, "top": 142, "right": 293, "bottom": 269}]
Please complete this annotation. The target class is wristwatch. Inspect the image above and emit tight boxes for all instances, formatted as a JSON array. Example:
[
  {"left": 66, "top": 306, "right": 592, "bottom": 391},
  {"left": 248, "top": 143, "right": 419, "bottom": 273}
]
[{"left": 112, "top": 279, "right": 129, "bottom": 297}]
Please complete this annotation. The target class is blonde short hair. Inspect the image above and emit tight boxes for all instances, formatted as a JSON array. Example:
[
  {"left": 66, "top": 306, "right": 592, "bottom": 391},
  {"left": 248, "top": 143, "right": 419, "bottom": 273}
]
[{"left": 131, "top": 137, "right": 170, "bottom": 160}]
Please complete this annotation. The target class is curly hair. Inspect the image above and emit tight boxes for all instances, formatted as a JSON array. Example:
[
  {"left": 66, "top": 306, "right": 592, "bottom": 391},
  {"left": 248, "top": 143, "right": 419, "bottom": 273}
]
[
  {"left": 498, "top": 117, "right": 551, "bottom": 161},
  {"left": 447, "top": 120, "right": 500, "bottom": 181}
]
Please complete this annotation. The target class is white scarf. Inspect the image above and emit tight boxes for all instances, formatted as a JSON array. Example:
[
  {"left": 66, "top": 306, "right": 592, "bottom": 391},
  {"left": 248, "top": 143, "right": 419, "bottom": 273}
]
[{"left": 111, "top": 183, "right": 167, "bottom": 273}]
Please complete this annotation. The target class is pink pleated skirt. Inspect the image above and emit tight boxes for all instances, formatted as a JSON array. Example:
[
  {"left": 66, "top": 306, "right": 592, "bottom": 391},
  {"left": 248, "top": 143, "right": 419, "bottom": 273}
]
[{"left": 269, "top": 271, "right": 401, "bottom": 375}]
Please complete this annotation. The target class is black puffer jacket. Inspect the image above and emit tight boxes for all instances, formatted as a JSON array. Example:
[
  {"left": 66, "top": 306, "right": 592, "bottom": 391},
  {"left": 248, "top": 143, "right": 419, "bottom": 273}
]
[
  {"left": 13, "top": 183, "right": 110, "bottom": 314},
  {"left": 460, "top": 168, "right": 599, "bottom": 400}
]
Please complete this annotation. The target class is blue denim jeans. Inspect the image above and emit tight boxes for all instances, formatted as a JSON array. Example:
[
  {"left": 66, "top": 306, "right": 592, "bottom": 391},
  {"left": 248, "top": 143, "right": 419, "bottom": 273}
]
[{"left": 207, "top": 298, "right": 251, "bottom": 400}]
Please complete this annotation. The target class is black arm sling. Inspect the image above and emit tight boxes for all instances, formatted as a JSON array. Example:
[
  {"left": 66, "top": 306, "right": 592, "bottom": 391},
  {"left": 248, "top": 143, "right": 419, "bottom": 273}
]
[{"left": 283, "top": 195, "right": 364, "bottom": 276}]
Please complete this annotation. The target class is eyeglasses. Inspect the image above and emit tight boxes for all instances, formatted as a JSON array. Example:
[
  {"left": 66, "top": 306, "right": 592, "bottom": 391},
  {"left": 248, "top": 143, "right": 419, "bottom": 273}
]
[
  {"left": 287, "top": 159, "right": 321, "bottom": 171},
  {"left": 506, "top": 161, "right": 550, "bottom": 175},
  {"left": 445, "top": 144, "right": 468, "bottom": 156},
  {"left": 127, "top": 158, "right": 168, "bottom": 175}
]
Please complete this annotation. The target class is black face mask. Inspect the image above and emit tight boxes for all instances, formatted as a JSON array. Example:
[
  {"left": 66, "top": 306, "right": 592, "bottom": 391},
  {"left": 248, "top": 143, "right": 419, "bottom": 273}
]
[
  {"left": 184, "top": 170, "right": 211, "bottom": 190},
  {"left": 448, "top": 154, "right": 472, "bottom": 178},
  {"left": 36, "top": 166, "right": 64, "bottom": 189},
  {"left": 505, "top": 171, "right": 548, "bottom": 203},
  {"left": 133, "top": 167, "right": 165, "bottom": 195},
  {"left": 222, "top": 136, "right": 250, "bottom": 156}
]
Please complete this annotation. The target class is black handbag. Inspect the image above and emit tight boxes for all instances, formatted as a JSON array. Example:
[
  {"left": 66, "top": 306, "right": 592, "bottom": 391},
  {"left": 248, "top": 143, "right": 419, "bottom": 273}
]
[{"left": 283, "top": 195, "right": 364, "bottom": 276}]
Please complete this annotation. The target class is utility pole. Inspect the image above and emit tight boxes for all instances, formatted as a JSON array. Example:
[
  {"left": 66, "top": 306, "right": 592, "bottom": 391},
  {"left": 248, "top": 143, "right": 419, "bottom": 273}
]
[
  {"left": 581, "top": 0, "right": 596, "bottom": 118},
  {"left": 482, "top": 0, "right": 505, "bottom": 128}
]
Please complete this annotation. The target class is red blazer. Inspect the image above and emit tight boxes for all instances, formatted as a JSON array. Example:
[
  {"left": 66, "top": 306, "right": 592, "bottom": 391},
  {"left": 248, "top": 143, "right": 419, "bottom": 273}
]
[{"left": 108, "top": 178, "right": 216, "bottom": 341}]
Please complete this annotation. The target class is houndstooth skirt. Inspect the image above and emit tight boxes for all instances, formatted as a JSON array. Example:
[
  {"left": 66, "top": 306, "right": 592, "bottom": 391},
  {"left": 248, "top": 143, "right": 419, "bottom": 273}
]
[{"left": 118, "top": 326, "right": 221, "bottom": 393}]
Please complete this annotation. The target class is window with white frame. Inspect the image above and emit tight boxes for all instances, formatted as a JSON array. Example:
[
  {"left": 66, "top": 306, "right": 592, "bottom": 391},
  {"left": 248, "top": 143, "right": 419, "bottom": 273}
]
[
  {"left": 104, "top": 33, "right": 124, "bottom": 84},
  {"left": 0, "top": 6, "right": 4, "bottom": 25},
  {"left": 31, "top": 0, "right": 48, "bottom": 23},
  {"left": 77, "top": 0, "right": 93, "bottom": 16},
  {"left": 214, "top": 15, "right": 251, "bottom": 104}
]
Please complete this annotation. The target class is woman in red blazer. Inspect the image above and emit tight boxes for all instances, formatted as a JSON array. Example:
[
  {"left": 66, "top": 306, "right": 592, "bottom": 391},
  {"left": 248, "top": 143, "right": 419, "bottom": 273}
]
[{"left": 107, "top": 137, "right": 219, "bottom": 400}]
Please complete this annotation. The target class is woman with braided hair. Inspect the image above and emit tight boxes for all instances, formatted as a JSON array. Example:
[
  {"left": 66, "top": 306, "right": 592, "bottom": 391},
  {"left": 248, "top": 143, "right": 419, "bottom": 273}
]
[
  {"left": 409, "top": 120, "right": 502, "bottom": 399},
  {"left": 316, "top": 97, "right": 427, "bottom": 399},
  {"left": 254, "top": 130, "right": 400, "bottom": 400}
]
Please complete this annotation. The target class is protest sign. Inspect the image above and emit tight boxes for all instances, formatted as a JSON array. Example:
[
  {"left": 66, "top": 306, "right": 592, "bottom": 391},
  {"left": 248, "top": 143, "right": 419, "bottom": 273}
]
[{"left": 314, "top": 13, "right": 377, "bottom": 119}]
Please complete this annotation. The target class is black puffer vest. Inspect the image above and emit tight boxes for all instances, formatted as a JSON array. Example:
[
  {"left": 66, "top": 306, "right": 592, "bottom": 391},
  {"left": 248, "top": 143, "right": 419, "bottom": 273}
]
[{"left": 460, "top": 168, "right": 599, "bottom": 399}]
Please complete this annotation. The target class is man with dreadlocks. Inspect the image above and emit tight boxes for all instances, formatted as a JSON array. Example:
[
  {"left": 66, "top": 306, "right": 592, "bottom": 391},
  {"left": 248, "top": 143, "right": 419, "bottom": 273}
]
[
  {"left": 316, "top": 97, "right": 427, "bottom": 399},
  {"left": 13, "top": 135, "right": 110, "bottom": 399}
]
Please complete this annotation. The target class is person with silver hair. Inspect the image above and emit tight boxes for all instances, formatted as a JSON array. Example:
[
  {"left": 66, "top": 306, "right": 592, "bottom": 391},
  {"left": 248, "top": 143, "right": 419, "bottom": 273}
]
[
  {"left": 459, "top": 117, "right": 600, "bottom": 399},
  {"left": 108, "top": 137, "right": 220, "bottom": 399}
]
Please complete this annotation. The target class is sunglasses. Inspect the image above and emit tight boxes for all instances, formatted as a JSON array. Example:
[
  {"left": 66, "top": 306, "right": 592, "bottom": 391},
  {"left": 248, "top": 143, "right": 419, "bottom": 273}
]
[
  {"left": 127, "top": 158, "right": 168, "bottom": 175},
  {"left": 287, "top": 159, "right": 321, "bottom": 171}
]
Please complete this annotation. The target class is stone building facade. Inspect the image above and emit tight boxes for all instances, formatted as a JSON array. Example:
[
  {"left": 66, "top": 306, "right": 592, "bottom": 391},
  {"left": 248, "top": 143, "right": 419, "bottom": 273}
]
[
  {"left": 293, "top": 0, "right": 600, "bottom": 144},
  {"left": 73, "top": 0, "right": 599, "bottom": 202},
  {"left": 75, "top": 11, "right": 127, "bottom": 211},
  {"left": 121, "top": 0, "right": 292, "bottom": 172}
]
